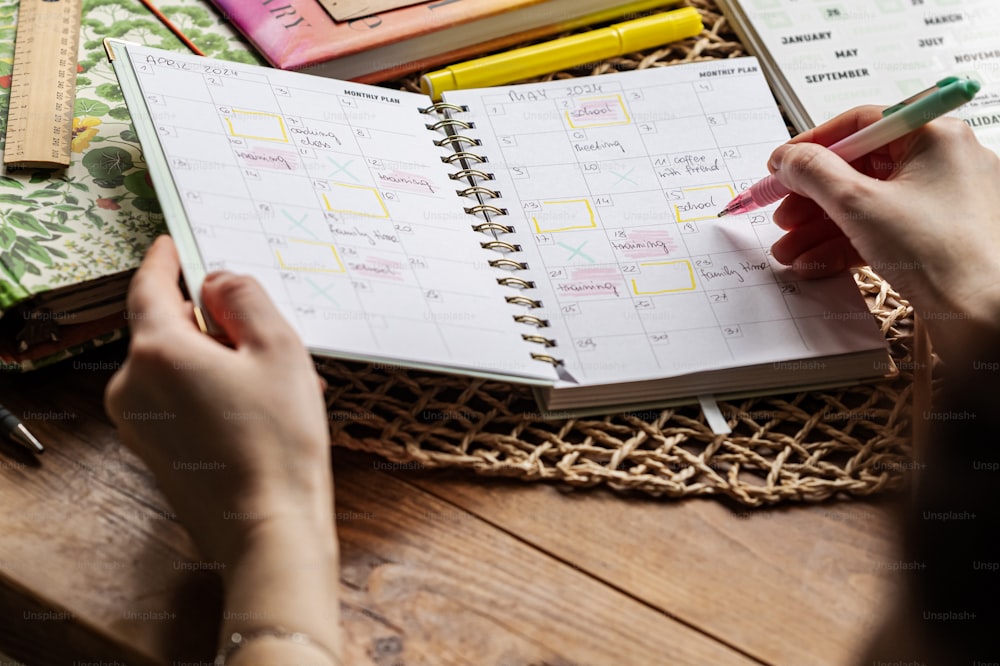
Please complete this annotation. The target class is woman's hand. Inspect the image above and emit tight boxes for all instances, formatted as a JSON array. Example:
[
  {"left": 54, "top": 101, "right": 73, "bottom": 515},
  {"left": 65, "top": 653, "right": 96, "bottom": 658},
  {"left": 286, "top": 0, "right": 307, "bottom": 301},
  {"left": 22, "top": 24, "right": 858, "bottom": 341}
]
[
  {"left": 105, "top": 235, "right": 333, "bottom": 566},
  {"left": 105, "top": 236, "right": 340, "bottom": 664},
  {"left": 768, "top": 106, "right": 1000, "bottom": 358}
]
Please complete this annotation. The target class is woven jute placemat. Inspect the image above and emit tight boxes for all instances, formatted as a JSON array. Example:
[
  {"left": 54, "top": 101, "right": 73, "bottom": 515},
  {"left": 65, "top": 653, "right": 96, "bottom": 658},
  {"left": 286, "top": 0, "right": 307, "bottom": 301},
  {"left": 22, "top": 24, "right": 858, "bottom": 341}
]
[{"left": 319, "top": 0, "right": 919, "bottom": 506}]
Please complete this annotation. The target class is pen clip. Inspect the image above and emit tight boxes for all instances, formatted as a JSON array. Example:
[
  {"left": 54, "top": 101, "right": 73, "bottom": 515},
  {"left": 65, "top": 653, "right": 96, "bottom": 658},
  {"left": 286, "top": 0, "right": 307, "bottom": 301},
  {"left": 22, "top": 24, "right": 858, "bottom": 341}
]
[{"left": 882, "top": 76, "right": 961, "bottom": 116}]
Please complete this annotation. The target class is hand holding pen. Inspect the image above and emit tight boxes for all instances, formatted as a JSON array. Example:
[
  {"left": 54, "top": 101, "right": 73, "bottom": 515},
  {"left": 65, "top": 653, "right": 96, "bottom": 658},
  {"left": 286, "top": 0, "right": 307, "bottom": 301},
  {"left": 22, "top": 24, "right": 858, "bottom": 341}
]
[
  {"left": 718, "top": 77, "right": 981, "bottom": 217},
  {"left": 753, "top": 96, "right": 1000, "bottom": 362}
]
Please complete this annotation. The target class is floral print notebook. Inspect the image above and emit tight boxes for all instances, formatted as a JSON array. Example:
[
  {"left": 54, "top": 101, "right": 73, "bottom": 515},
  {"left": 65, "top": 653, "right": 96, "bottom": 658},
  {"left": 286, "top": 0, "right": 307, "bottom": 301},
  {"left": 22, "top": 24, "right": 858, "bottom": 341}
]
[{"left": 0, "top": 0, "right": 257, "bottom": 369}]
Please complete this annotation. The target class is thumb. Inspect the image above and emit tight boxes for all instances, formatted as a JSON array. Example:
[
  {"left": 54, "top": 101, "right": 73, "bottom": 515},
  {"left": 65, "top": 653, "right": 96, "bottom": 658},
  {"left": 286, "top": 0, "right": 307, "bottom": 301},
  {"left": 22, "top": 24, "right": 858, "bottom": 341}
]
[
  {"left": 769, "top": 142, "right": 879, "bottom": 232},
  {"left": 200, "top": 271, "right": 299, "bottom": 352}
]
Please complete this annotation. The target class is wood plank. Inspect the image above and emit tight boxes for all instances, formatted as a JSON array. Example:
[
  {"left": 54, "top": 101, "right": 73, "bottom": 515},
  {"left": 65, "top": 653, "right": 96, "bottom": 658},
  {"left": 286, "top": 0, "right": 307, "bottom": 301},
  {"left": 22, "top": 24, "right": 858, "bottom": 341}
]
[
  {"left": 0, "top": 345, "right": 759, "bottom": 665},
  {"left": 402, "top": 464, "right": 900, "bottom": 666},
  {"left": 333, "top": 457, "right": 761, "bottom": 666},
  {"left": 0, "top": 347, "right": 217, "bottom": 664}
]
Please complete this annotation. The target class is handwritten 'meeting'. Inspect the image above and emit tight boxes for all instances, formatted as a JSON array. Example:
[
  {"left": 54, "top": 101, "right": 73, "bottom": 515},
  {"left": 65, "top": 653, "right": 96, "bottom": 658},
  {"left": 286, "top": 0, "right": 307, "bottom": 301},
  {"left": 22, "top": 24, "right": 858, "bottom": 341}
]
[{"left": 574, "top": 139, "right": 625, "bottom": 154}]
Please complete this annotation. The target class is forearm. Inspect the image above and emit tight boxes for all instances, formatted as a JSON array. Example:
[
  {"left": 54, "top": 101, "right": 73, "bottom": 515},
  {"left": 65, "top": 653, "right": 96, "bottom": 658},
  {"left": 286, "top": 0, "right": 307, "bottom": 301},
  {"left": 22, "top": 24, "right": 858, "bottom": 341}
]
[
  {"left": 220, "top": 520, "right": 341, "bottom": 665},
  {"left": 869, "top": 339, "right": 1000, "bottom": 664},
  {"left": 106, "top": 238, "right": 344, "bottom": 664}
]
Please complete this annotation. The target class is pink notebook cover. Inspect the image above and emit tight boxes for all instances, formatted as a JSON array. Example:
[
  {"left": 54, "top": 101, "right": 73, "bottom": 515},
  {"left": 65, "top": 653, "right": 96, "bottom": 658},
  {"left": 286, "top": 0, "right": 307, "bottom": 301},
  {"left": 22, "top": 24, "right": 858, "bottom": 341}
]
[{"left": 210, "top": 0, "right": 551, "bottom": 73}]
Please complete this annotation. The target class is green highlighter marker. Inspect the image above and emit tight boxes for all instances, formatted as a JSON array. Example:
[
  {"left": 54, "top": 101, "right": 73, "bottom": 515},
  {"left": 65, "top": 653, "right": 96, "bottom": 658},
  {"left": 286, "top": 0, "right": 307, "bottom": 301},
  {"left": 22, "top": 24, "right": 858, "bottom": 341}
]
[{"left": 718, "top": 76, "right": 981, "bottom": 217}]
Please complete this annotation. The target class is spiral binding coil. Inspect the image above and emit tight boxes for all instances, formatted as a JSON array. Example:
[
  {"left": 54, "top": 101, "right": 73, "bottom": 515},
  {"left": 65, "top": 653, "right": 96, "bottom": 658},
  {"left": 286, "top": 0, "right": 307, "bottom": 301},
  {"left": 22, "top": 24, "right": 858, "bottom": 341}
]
[
  {"left": 514, "top": 314, "right": 549, "bottom": 328},
  {"left": 448, "top": 168, "right": 493, "bottom": 182},
  {"left": 441, "top": 151, "right": 486, "bottom": 165},
  {"left": 506, "top": 295, "right": 542, "bottom": 308},
  {"left": 480, "top": 240, "right": 521, "bottom": 252},
  {"left": 489, "top": 258, "right": 528, "bottom": 270},
  {"left": 435, "top": 135, "right": 481, "bottom": 148},
  {"left": 458, "top": 186, "right": 501, "bottom": 199},
  {"left": 471, "top": 221, "right": 513, "bottom": 234},
  {"left": 497, "top": 276, "right": 535, "bottom": 289},
  {"left": 466, "top": 205, "right": 508, "bottom": 216},
  {"left": 420, "top": 102, "right": 562, "bottom": 367},
  {"left": 418, "top": 102, "right": 469, "bottom": 114},
  {"left": 530, "top": 353, "right": 563, "bottom": 367},
  {"left": 425, "top": 118, "right": 474, "bottom": 132}
]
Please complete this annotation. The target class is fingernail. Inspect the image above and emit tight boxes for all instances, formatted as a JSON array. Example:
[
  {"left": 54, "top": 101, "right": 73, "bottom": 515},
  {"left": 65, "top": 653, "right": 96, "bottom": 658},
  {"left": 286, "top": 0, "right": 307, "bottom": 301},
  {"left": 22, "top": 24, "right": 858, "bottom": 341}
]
[{"left": 768, "top": 144, "right": 790, "bottom": 172}]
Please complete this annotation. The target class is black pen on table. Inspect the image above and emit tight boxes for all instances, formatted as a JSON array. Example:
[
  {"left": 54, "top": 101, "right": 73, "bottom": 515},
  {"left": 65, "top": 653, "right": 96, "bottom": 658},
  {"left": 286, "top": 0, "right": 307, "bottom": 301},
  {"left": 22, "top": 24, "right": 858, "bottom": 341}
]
[{"left": 0, "top": 403, "right": 44, "bottom": 454}]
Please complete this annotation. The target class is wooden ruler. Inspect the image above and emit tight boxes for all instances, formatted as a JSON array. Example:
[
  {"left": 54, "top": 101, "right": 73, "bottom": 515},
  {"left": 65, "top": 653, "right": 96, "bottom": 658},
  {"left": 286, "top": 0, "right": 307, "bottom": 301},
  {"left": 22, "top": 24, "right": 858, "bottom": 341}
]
[{"left": 3, "top": 0, "right": 82, "bottom": 169}]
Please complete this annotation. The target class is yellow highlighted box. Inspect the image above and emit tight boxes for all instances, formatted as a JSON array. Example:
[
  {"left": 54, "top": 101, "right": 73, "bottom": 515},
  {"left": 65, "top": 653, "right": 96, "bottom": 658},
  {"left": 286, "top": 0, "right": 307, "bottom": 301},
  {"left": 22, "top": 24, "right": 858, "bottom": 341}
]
[
  {"left": 275, "top": 239, "right": 346, "bottom": 273},
  {"left": 565, "top": 95, "right": 631, "bottom": 128},
  {"left": 531, "top": 198, "right": 597, "bottom": 233},
  {"left": 674, "top": 184, "right": 735, "bottom": 222},
  {"left": 224, "top": 110, "right": 289, "bottom": 143},
  {"left": 323, "top": 183, "right": 389, "bottom": 218},
  {"left": 631, "top": 259, "right": 696, "bottom": 294}
]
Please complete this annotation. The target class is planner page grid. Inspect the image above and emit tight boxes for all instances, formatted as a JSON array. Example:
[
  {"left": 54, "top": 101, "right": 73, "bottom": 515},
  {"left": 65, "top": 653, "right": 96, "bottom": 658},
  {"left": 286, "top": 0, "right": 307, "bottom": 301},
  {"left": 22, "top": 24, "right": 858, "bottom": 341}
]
[
  {"left": 118, "top": 43, "right": 553, "bottom": 383},
  {"left": 444, "top": 60, "right": 887, "bottom": 388}
]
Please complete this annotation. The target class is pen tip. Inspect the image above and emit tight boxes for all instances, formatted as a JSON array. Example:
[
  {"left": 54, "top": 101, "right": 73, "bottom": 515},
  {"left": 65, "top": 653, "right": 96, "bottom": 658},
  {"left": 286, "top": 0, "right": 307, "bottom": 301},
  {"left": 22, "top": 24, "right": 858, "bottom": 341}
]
[
  {"left": 15, "top": 423, "right": 44, "bottom": 453},
  {"left": 717, "top": 210, "right": 728, "bottom": 218}
]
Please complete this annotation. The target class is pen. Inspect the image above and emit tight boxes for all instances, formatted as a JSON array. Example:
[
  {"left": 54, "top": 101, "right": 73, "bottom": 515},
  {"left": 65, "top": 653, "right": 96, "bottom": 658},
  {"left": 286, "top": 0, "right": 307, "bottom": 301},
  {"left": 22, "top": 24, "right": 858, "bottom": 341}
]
[
  {"left": 138, "top": 0, "right": 205, "bottom": 56},
  {"left": 717, "top": 76, "right": 981, "bottom": 217},
  {"left": 420, "top": 6, "right": 704, "bottom": 100},
  {"left": 0, "top": 403, "right": 44, "bottom": 454}
]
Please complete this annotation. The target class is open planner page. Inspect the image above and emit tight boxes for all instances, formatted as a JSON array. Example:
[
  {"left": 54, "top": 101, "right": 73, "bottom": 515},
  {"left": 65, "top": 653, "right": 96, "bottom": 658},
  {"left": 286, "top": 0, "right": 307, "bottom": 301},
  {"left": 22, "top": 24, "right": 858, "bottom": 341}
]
[
  {"left": 112, "top": 43, "right": 554, "bottom": 384},
  {"left": 443, "top": 60, "right": 887, "bottom": 389}
]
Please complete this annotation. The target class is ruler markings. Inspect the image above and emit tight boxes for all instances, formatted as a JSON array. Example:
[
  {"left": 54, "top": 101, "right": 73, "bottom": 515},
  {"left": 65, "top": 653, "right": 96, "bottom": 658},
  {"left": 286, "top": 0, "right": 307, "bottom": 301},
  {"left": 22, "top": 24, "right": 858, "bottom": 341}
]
[{"left": 3, "top": 0, "right": 82, "bottom": 169}]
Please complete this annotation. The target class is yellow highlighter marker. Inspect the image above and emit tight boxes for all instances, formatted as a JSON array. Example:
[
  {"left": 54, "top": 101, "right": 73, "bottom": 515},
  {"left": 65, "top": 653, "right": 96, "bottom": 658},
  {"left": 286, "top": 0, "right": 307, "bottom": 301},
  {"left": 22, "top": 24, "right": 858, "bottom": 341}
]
[{"left": 421, "top": 6, "right": 704, "bottom": 100}]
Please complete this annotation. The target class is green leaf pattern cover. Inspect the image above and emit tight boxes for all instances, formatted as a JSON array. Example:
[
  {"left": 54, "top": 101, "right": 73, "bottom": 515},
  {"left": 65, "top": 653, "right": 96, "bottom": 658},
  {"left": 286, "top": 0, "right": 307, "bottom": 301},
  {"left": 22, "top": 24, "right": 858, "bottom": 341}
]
[{"left": 0, "top": 0, "right": 259, "bottom": 309}]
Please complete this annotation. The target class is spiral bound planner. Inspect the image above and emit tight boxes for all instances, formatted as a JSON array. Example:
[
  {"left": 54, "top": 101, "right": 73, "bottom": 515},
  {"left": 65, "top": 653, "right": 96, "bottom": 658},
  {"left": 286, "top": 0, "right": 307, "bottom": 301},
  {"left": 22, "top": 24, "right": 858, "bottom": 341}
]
[{"left": 108, "top": 41, "right": 890, "bottom": 413}]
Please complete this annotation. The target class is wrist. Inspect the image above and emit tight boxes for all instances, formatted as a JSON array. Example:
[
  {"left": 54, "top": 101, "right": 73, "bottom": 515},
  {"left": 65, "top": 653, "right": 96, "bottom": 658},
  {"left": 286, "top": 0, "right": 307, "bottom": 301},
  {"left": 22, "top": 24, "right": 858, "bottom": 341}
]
[
  {"left": 222, "top": 511, "right": 338, "bottom": 585},
  {"left": 212, "top": 463, "right": 336, "bottom": 566},
  {"left": 919, "top": 288, "right": 1000, "bottom": 367},
  {"left": 218, "top": 629, "right": 342, "bottom": 666},
  {"left": 220, "top": 517, "right": 341, "bottom": 660}
]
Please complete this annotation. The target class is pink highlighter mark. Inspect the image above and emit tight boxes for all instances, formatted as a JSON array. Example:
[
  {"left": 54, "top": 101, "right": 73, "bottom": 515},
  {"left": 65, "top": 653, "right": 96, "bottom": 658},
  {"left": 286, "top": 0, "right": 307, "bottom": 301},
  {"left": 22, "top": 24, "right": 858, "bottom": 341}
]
[
  {"left": 568, "top": 98, "right": 627, "bottom": 126},
  {"left": 556, "top": 267, "right": 623, "bottom": 297},
  {"left": 349, "top": 256, "right": 405, "bottom": 282},
  {"left": 571, "top": 267, "right": 619, "bottom": 280},
  {"left": 612, "top": 230, "right": 679, "bottom": 259}
]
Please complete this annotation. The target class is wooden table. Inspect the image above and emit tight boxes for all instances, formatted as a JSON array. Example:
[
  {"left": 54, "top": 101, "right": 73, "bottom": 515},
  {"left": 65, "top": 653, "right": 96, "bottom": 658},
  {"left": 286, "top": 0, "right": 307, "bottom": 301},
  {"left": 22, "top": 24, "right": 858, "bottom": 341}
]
[{"left": 0, "top": 342, "right": 901, "bottom": 665}]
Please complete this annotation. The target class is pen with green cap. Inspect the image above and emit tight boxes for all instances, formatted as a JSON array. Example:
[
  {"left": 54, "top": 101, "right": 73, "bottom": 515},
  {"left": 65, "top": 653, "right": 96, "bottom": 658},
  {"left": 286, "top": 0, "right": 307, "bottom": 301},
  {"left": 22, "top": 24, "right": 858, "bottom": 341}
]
[
  {"left": 717, "top": 77, "right": 981, "bottom": 217},
  {"left": 421, "top": 6, "right": 703, "bottom": 101}
]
